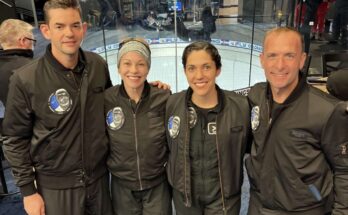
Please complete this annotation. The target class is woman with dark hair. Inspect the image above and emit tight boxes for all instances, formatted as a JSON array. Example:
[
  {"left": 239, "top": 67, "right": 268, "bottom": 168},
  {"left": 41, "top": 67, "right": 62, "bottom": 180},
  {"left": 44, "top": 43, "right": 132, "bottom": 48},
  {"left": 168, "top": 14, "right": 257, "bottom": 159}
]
[{"left": 166, "top": 41, "right": 250, "bottom": 214}]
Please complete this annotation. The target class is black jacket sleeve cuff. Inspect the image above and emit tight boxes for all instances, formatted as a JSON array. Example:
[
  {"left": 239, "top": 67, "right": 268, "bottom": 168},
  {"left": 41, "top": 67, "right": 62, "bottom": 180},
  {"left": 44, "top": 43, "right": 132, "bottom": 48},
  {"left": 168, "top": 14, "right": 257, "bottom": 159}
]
[{"left": 20, "top": 182, "right": 37, "bottom": 196}]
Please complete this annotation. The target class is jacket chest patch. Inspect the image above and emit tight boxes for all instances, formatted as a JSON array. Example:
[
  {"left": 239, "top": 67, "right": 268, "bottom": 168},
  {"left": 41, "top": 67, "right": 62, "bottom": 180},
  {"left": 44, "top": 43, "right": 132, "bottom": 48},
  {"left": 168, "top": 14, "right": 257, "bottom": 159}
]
[
  {"left": 188, "top": 107, "right": 197, "bottom": 128},
  {"left": 48, "top": 88, "right": 72, "bottom": 114},
  {"left": 251, "top": 106, "right": 260, "bottom": 131},
  {"left": 106, "top": 107, "right": 125, "bottom": 130},
  {"left": 207, "top": 122, "right": 217, "bottom": 135},
  {"left": 339, "top": 143, "right": 348, "bottom": 157},
  {"left": 168, "top": 115, "right": 180, "bottom": 139}
]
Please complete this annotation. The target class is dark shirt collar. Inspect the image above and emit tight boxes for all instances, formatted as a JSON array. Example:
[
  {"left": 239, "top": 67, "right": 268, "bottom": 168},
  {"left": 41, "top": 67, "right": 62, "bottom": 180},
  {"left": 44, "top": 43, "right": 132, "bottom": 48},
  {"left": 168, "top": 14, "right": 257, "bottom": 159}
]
[
  {"left": 0, "top": 48, "right": 33, "bottom": 58},
  {"left": 267, "top": 71, "right": 307, "bottom": 105},
  {"left": 186, "top": 84, "right": 224, "bottom": 113},
  {"left": 45, "top": 44, "right": 86, "bottom": 72},
  {"left": 120, "top": 80, "right": 151, "bottom": 100}
]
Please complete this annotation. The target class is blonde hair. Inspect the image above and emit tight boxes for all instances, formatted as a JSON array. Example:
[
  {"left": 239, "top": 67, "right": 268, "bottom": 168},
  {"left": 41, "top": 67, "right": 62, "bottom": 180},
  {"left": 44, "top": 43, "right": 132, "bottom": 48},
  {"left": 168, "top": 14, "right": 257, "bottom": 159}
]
[
  {"left": 0, "top": 19, "right": 33, "bottom": 48},
  {"left": 263, "top": 27, "right": 304, "bottom": 52}
]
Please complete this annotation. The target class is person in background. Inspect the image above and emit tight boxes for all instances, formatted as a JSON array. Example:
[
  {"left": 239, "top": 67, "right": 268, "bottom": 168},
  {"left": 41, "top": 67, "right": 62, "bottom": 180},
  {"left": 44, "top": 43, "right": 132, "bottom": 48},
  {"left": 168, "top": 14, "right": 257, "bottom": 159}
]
[
  {"left": 2, "top": 0, "right": 113, "bottom": 214},
  {"left": 246, "top": 26, "right": 348, "bottom": 214},
  {"left": 0, "top": 19, "right": 35, "bottom": 133},
  {"left": 105, "top": 38, "right": 172, "bottom": 215},
  {"left": 97, "top": 0, "right": 115, "bottom": 28},
  {"left": 295, "top": 0, "right": 332, "bottom": 41},
  {"left": 311, "top": 0, "right": 330, "bottom": 40},
  {"left": 166, "top": 41, "right": 250, "bottom": 214},
  {"left": 328, "top": 0, "right": 348, "bottom": 46},
  {"left": 97, "top": 0, "right": 108, "bottom": 27},
  {"left": 301, "top": 0, "right": 322, "bottom": 52},
  {"left": 201, "top": 6, "right": 216, "bottom": 42}
]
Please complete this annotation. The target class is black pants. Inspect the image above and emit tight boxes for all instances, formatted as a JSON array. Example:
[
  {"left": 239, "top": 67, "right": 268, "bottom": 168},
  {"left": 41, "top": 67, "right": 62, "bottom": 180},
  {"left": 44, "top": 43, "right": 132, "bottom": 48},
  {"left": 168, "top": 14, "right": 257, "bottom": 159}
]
[
  {"left": 38, "top": 174, "right": 112, "bottom": 215},
  {"left": 172, "top": 189, "right": 240, "bottom": 215},
  {"left": 332, "top": 10, "right": 348, "bottom": 43},
  {"left": 203, "top": 31, "right": 212, "bottom": 42},
  {"left": 111, "top": 177, "right": 172, "bottom": 215}
]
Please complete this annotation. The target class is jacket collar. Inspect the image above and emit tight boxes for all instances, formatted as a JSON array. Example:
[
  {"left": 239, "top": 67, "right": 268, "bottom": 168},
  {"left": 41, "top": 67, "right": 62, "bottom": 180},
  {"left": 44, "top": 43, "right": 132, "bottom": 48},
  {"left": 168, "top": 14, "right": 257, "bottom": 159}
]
[
  {"left": 120, "top": 80, "right": 151, "bottom": 100},
  {"left": 186, "top": 84, "right": 225, "bottom": 113},
  {"left": 267, "top": 71, "right": 307, "bottom": 105},
  {"left": 45, "top": 44, "right": 86, "bottom": 72},
  {"left": 0, "top": 48, "right": 33, "bottom": 58}
]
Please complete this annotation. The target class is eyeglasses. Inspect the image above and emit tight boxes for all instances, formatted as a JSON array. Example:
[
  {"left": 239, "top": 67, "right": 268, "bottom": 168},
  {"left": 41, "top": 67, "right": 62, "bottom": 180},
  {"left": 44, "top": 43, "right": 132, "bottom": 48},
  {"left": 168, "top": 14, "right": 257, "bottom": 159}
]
[{"left": 25, "top": 37, "right": 37, "bottom": 46}]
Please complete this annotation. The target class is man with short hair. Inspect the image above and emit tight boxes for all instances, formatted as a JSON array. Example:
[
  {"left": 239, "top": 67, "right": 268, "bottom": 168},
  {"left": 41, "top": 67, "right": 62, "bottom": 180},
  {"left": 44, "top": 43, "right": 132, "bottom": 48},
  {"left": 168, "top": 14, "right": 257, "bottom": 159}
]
[
  {"left": 0, "top": 19, "right": 35, "bottom": 133},
  {"left": 2, "top": 0, "right": 113, "bottom": 215},
  {"left": 246, "top": 27, "right": 348, "bottom": 214}
]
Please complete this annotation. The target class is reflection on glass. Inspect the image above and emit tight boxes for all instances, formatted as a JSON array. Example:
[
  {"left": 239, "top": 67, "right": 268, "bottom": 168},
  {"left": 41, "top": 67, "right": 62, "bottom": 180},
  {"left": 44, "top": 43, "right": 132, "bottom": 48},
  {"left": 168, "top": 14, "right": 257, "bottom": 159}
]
[{"left": 81, "top": 0, "right": 294, "bottom": 92}]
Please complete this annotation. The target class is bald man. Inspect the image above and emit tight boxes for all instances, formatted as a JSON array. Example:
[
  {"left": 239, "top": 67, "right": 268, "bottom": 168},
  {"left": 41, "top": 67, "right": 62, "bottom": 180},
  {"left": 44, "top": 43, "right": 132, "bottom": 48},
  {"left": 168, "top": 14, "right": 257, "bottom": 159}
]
[{"left": 246, "top": 27, "right": 348, "bottom": 214}]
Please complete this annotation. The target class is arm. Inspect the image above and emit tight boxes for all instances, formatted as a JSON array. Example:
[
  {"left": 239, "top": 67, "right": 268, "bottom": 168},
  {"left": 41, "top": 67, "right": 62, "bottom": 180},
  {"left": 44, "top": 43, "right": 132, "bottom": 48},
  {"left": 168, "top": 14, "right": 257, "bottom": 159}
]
[
  {"left": 23, "top": 193, "right": 45, "bottom": 215},
  {"left": 103, "top": 61, "right": 113, "bottom": 89},
  {"left": 149, "top": 80, "right": 171, "bottom": 90},
  {"left": 2, "top": 73, "right": 45, "bottom": 215},
  {"left": 321, "top": 101, "right": 348, "bottom": 214}
]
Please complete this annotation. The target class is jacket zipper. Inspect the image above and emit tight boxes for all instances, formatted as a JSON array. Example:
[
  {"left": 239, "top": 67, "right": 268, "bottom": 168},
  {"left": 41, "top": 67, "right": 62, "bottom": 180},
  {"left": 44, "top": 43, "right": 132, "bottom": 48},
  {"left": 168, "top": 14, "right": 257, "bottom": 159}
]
[
  {"left": 267, "top": 101, "right": 272, "bottom": 125},
  {"left": 201, "top": 125, "right": 205, "bottom": 199},
  {"left": 184, "top": 110, "right": 190, "bottom": 207},
  {"left": 75, "top": 70, "right": 86, "bottom": 183},
  {"left": 70, "top": 70, "right": 79, "bottom": 89},
  {"left": 130, "top": 99, "right": 143, "bottom": 190},
  {"left": 215, "top": 116, "right": 226, "bottom": 213},
  {"left": 263, "top": 99, "right": 278, "bottom": 208}
]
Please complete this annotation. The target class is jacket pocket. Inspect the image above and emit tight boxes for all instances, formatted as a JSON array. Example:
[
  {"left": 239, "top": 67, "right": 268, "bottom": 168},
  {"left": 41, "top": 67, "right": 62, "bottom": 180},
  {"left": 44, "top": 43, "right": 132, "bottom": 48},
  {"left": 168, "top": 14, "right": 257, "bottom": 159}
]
[
  {"left": 289, "top": 129, "right": 318, "bottom": 143},
  {"left": 307, "top": 184, "right": 322, "bottom": 201},
  {"left": 92, "top": 86, "right": 103, "bottom": 93},
  {"left": 294, "top": 176, "right": 323, "bottom": 203},
  {"left": 231, "top": 125, "right": 243, "bottom": 133},
  {"left": 229, "top": 125, "right": 243, "bottom": 144},
  {"left": 223, "top": 125, "right": 245, "bottom": 196},
  {"left": 148, "top": 111, "right": 165, "bottom": 129},
  {"left": 273, "top": 175, "right": 324, "bottom": 210}
]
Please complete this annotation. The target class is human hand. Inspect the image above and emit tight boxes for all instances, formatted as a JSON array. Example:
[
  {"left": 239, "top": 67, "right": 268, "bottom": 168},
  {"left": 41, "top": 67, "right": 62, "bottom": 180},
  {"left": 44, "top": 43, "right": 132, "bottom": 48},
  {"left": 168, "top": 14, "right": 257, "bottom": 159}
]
[
  {"left": 149, "top": 80, "right": 171, "bottom": 90},
  {"left": 23, "top": 193, "right": 45, "bottom": 215}
]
